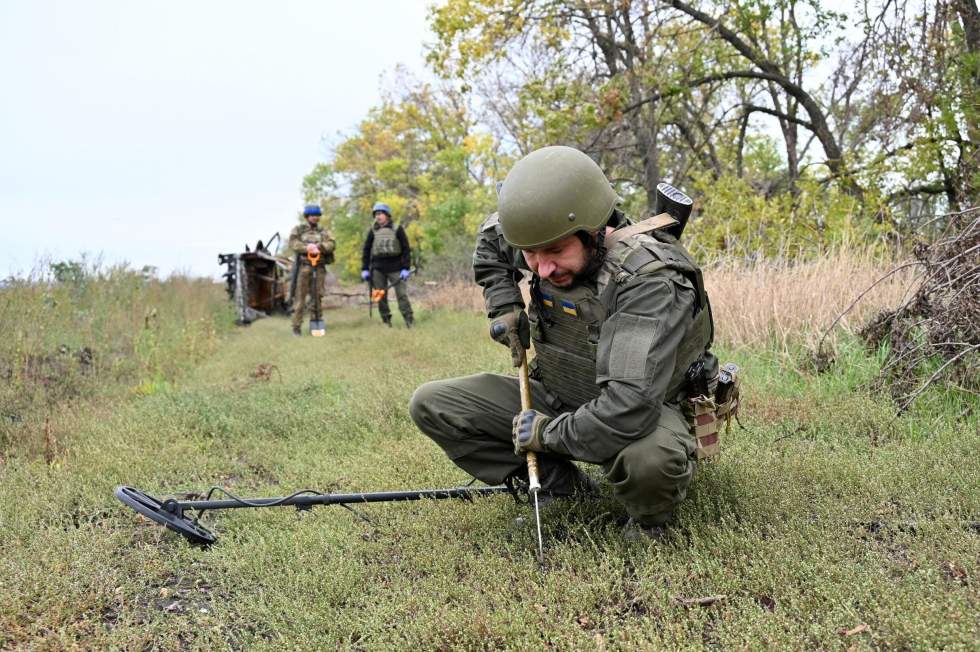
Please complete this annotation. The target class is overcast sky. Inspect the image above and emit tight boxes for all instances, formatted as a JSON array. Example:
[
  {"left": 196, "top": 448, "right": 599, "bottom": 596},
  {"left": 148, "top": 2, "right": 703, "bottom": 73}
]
[{"left": 0, "top": 0, "right": 432, "bottom": 279}]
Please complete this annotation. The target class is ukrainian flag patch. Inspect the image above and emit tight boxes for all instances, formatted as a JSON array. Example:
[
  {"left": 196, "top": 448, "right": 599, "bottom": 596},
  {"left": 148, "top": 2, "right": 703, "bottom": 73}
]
[
  {"left": 540, "top": 292, "right": 554, "bottom": 308},
  {"left": 560, "top": 299, "right": 578, "bottom": 316}
]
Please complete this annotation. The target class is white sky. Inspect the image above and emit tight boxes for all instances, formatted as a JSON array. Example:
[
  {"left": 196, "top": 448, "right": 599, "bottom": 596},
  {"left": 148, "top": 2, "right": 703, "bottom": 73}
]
[{"left": 0, "top": 0, "right": 432, "bottom": 279}]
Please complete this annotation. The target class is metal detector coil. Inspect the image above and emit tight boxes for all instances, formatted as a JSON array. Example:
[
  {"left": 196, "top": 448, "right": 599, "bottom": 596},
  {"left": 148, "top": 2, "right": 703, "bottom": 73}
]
[{"left": 114, "top": 486, "right": 217, "bottom": 545}]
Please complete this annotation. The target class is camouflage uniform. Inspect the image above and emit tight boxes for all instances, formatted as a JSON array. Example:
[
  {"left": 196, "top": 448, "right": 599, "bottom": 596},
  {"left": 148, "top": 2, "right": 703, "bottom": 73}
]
[
  {"left": 288, "top": 222, "right": 336, "bottom": 331},
  {"left": 410, "top": 213, "right": 714, "bottom": 527}
]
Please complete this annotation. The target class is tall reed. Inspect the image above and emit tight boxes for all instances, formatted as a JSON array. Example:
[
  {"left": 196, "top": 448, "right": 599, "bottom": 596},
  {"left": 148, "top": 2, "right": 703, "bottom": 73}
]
[{"left": 418, "top": 247, "right": 913, "bottom": 351}]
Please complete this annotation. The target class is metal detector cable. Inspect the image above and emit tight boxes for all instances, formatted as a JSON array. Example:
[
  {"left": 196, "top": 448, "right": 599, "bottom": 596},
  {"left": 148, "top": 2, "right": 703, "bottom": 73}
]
[
  {"left": 191, "top": 486, "right": 326, "bottom": 522},
  {"left": 190, "top": 481, "right": 507, "bottom": 528}
]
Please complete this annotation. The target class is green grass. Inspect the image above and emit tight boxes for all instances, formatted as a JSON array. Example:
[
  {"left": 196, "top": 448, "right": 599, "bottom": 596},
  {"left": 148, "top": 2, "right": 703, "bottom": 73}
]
[
  {"left": 0, "top": 264, "right": 233, "bottom": 458},
  {"left": 1, "top": 308, "right": 977, "bottom": 649}
]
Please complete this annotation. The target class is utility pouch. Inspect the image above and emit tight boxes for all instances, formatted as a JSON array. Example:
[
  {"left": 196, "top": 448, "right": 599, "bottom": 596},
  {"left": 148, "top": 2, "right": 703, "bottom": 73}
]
[
  {"left": 682, "top": 355, "right": 738, "bottom": 461},
  {"left": 684, "top": 394, "right": 721, "bottom": 461},
  {"left": 714, "top": 362, "right": 741, "bottom": 429}
]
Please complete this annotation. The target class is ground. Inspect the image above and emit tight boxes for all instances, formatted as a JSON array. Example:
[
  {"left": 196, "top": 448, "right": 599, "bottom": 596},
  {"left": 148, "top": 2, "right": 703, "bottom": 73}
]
[{"left": 1, "top": 309, "right": 977, "bottom": 649}]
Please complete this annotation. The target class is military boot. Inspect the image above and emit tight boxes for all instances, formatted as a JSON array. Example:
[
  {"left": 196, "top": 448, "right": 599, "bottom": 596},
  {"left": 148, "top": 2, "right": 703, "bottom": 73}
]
[
  {"left": 382, "top": 317, "right": 392, "bottom": 328},
  {"left": 404, "top": 315, "right": 414, "bottom": 329},
  {"left": 540, "top": 462, "right": 600, "bottom": 502},
  {"left": 506, "top": 462, "right": 599, "bottom": 509},
  {"left": 292, "top": 326, "right": 301, "bottom": 337}
]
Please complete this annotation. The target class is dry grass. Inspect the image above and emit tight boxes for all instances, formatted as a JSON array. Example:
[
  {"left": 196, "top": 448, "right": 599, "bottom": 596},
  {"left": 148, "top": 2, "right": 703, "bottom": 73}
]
[
  {"left": 417, "top": 248, "right": 914, "bottom": 351},
  {"left": 417, "top": 279, "right": 487, "bottom": 313},
  {"left": 705, "top": 249, "right": 914, "bottom": 350}
]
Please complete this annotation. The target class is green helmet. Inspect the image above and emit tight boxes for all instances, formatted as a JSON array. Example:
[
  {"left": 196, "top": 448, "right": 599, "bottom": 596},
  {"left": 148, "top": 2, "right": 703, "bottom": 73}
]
[{"left": 498, "top": 146, "right": 620, "bottom": 248}]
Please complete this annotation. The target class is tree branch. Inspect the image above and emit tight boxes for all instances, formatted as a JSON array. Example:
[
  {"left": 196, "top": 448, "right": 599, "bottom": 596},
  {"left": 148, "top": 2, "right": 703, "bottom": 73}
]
[{"left": 743, "top": 103, "right": 814, "bottom": 130}]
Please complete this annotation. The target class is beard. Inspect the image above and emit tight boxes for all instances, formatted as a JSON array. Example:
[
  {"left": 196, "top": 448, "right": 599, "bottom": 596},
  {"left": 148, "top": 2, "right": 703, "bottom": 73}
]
[{"left": 570, "top": 232, "right": 607, "bottom": 286}]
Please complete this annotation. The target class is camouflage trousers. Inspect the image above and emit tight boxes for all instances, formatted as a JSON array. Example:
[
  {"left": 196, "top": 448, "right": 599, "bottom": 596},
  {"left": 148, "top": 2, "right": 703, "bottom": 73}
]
[
  {"left": 291, "top": 265, "right": 327, "bottom": 329},
  {"left": 371, "top": 269, "right": 413, "bottom": 323},
  {"left": 409, "top": 373, "right": 696, "bottom": 527}
]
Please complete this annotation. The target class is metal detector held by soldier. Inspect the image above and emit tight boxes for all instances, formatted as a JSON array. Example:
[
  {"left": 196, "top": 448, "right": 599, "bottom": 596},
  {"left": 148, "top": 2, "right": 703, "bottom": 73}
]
[
  {"left": 114, "top": 483, "right": 512, "bottom": 546},
  {"left": 307, "top": 250, "right": 326, "bottom": 336}
]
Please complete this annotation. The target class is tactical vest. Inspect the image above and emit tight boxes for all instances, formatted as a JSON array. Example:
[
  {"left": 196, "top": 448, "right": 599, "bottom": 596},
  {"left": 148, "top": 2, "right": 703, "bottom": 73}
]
[
  {"left": 528, "top": 218, "right": 713, "bottom": 409},
  {"left": 371, "top": 225, "right": 402, "bottom": 258},
  {"left": 295, "top": 225, "right": 334, "bottom": 265}
]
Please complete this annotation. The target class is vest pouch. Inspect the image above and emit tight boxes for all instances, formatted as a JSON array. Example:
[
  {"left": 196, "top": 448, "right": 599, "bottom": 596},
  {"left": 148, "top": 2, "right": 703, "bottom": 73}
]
[
  {"left": 714, "top": 362, "right": 741, "bottom": 429},
  {"left": 683, "top": 395, "right": 721, "bottom": 461},
  {"left": 683, "top": 361, "right": 740, "bottom": 461}
]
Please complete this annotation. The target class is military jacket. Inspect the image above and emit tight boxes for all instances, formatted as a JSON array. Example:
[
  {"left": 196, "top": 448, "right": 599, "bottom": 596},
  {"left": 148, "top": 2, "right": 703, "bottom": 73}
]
[
  {"left": 474, "top": 212, "right": 714, "bottom": 464},
  {"left": 289, "top": 223, "right": 336, "bottom": 264}
]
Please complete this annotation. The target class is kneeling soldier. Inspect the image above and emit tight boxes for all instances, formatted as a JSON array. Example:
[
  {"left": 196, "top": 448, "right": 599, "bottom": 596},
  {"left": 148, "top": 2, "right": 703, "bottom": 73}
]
[{"left": 410, "top": 146, "right": 717, "bottom": 539}]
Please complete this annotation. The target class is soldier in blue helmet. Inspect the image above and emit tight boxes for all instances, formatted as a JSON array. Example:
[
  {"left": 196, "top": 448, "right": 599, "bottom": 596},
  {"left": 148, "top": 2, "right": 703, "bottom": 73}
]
[
  {"left": 361, "top": 202, "right": 414, "bottom": 327},
  {"left": 288, "top": 204, "right": 335, "bottom": 336}
]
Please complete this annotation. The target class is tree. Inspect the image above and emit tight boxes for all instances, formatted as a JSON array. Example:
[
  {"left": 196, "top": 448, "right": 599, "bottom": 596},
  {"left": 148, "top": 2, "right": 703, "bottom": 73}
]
[{"left": 302, "top": 73, "right": 500, "bottom": 276}]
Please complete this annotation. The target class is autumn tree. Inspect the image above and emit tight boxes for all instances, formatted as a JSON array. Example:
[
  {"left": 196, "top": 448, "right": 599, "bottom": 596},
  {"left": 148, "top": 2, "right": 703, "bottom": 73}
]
[{"left": 303, "top": 74, "right": 502, "bottom": 277}]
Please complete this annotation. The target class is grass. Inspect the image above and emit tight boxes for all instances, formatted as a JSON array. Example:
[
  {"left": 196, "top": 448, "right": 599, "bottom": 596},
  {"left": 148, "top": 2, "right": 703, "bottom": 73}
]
[
  {"left": 0, "top": 261, "right": 233, "bottom": 460},
  {"left": 1, "top": 304, "right": 977, "bottom": 649}
]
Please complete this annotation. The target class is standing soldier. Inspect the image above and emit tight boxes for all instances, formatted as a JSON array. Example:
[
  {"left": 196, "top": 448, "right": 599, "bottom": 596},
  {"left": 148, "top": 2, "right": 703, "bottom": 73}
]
[
  {"left": 361, "top": 202, "right": 414, "bottom": 328},
  {"left": 410, "top": 146, "right": 724, "bottom": 540},
  {"left": 288, "top": 204, "right": 336, "bottom": 336}
]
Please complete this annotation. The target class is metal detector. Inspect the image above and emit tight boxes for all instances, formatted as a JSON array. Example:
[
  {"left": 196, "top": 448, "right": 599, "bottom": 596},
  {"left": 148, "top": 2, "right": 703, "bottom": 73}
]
[
  {"left": 307, "top": 250, "right": 326, "bottom": 336},
  {"left": 114, "top": 483, "right": 512, "bottom": 546}
]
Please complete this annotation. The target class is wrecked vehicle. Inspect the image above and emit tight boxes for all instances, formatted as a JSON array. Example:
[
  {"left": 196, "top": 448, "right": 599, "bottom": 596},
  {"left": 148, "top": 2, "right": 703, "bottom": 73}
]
[{"left": 218, "top": 233, "right": 292, "bottom": 324}]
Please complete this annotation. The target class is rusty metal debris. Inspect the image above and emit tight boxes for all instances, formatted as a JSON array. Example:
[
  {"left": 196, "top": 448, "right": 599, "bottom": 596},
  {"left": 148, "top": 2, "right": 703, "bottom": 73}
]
[{"left": 218, "top": 233, "right": 292, "bottom": 325}]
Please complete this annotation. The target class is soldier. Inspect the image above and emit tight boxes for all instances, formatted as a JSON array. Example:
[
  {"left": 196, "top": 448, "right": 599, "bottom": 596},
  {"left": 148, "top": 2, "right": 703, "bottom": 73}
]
[
  {"left": 410, "top": 146, "right": 716, "bottom": 539},
  {"left": 288, "top": 204, "right": 336, "bottom": 336},
  {"left": 361, "top": 202, "right": 414, "bottom": 327}
]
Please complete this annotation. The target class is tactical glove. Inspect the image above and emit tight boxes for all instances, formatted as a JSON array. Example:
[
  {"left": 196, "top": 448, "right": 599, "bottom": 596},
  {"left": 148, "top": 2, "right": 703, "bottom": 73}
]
[
  {"left": 512, "top": 409, "right": 550, "bottom": 455},
  {"left": 489, "top": 307, "right": 530, "bottom": 368},
  {"left": 361, "top": 270, "right": 370, "bottom": 281},
  {"left": 399, "top": 268, "right": 411, "bottom": 281}
]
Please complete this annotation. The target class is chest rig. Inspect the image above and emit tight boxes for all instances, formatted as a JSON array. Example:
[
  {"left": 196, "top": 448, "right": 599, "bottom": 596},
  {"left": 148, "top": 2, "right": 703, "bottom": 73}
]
[{"left": 528, "top": 216, "right": 713, "bottom": 409}]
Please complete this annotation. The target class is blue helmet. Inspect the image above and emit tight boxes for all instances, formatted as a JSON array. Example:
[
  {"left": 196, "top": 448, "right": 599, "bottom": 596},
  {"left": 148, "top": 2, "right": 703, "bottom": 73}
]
[
  {"left": 372, "top": 202, "right": 392, "bottom": 217},
  {"left": 303, "top": 204, "right": 322, "bottom": 217}
]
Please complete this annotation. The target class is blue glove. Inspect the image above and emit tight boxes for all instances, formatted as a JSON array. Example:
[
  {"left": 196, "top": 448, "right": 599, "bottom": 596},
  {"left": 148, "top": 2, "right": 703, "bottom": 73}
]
[
  {"left": 361, "top": 270, "right": 370, "bottom": 281},
  {"left": 399, "top": 269, "right": 410, "bottom": 281}
]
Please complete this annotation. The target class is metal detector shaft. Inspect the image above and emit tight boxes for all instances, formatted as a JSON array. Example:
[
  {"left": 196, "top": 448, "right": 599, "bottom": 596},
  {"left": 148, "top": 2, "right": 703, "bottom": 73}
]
[
  {"left": 172, "top": 486, "right": 511, "bottom": 512},
  {"left": 114, "top": 484, "right": 512, "bottom": 546}
]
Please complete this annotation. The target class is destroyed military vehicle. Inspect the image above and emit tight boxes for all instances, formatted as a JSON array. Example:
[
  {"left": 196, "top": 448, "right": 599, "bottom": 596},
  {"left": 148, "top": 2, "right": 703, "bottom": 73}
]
[{"left": 218, "top": 233, "right": 292, "bottom": 324}]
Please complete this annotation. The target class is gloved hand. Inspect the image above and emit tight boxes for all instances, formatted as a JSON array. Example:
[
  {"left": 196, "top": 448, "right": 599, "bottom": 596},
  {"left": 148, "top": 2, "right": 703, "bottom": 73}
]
[
  {"left": 361, "top": 270, "right": 370, "bottom": 281},
  {"left": 512, "top": 409, "right": 550, "bottom": 455},
  {"left": 490, "top": 307, "right": 530, "bottom": 367},
  {"left": 399, "top": 268, "right": 410, "bottom": 281}
]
